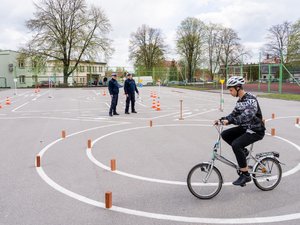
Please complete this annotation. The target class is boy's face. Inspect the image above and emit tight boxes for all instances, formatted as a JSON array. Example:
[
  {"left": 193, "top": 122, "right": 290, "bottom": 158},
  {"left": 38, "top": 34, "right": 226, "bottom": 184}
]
[{"left": 228, "top": 87, "right": 237, "bottom": 97}]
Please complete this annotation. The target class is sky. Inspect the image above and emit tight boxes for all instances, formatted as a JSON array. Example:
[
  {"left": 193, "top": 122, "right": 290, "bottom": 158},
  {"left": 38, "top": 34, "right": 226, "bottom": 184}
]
[{"left": 0, "top": 0, "right": 299, "bottom": 69}]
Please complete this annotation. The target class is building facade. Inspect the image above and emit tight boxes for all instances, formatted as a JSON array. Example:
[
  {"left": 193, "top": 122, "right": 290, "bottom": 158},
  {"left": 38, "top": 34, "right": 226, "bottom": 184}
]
[{"left": 0, "top": 50, "right": 107, "bottom": 88}]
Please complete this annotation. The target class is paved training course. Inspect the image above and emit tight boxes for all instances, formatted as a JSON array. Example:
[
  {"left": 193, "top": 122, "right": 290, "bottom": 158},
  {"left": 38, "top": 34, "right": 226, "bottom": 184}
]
[{"left": 0, "top": 87, "right": 299, "bottom": 225}]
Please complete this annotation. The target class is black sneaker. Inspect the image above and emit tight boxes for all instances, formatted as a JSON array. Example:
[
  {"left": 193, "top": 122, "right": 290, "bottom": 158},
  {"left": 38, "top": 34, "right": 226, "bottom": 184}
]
[
  {"left": 132, "top": 111, "right": 137, "bottom": 113},
  {"left": 113, "top": 112, "right": 119, "bottom": 115},
  {"left": 232, "top": 174, "right": 251, "bottom": 186},
  {"left": 109, "top": 113, "right": 113, "bottom": 117},
  {"left": 125, "top": 112, "right": 130, "bottom": 114}
]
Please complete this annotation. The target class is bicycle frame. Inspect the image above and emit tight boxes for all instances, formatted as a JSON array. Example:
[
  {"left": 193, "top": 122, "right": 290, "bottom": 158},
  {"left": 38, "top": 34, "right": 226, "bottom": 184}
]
[{"left": 208, "top": 125, "right": 278, "bottom": 178}]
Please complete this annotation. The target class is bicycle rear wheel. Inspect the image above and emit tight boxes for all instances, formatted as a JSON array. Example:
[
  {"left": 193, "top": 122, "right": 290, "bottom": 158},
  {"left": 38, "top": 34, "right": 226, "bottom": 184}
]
[
  {"left": 253, "top": 157, "right": 282, "bottom": 191},
  {"left": 187, "top": 163, "right": 222, "bottom": 199}
]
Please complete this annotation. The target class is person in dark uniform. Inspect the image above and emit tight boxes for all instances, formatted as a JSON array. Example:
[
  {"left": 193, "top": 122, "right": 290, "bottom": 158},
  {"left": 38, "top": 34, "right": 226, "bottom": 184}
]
[
  {"left": 108, "top": 73, "right": 120, "bottom": 117},
  {"left": 124, "top": 73, "right": 139, "bottom": 114}
]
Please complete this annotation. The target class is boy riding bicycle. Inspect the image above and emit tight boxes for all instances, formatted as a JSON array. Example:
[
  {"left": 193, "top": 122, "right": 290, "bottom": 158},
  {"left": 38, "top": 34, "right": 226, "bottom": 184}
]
[{"left": 215, "top": 76, "right": 266, "bottom": 186}]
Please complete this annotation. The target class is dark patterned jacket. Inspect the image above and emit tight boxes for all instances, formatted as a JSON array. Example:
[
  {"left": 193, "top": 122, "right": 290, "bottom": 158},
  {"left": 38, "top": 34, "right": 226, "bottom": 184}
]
[{"left": 223, "top": 93, "right": 265, "bottom": 133}]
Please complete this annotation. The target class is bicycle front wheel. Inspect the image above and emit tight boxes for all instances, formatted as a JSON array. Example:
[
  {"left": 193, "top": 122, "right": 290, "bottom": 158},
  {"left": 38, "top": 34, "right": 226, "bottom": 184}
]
[
  {"left": 187, "top": 163, "right": 223, "bottom": 199},
  {"left": 253, "top": 157, "right": 282, "bottom": 191}
]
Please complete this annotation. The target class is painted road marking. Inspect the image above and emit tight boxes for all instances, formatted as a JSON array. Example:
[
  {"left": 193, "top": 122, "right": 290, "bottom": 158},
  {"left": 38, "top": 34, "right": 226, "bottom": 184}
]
[{"left": 35, "top": 122, "right": 300, "bottom": 224}]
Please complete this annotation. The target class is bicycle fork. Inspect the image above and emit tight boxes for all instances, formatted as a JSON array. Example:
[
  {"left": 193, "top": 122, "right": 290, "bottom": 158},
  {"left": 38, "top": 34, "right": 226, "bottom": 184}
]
[{"left": 203, "top": 161, "right": 215, "bottom": 183}]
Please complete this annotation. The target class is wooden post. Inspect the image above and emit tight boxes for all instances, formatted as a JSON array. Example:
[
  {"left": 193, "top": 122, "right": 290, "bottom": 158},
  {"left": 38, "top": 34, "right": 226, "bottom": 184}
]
[
  {"left": 271, "top": 128, "right": 275, "bottom": 136},
  {"left": 88, "top": 139, "right": 92, "bottom": 149},
  {"left": 62, "top": 130, "right": 66, "bottom": 138},
  {"left": 105, "top": 192, "right": 112, "bottom": 208},
  {"left": 296, "top": 118, "right": 299, "bottom": 124},
  {"left": 110, "top": 159, "right": 116, "bottom": 171},
  {"left": 272, "top": 113, "right": 275, "bottom": 119},
  {"left": 36, "top": 155, "right": 40, "bottom": 167},
  {"left": 149, "top": 120, "right": 153, "bottom": 127},
  {"left": 179, "top": 100, "right": 184, "bottom": 120}
]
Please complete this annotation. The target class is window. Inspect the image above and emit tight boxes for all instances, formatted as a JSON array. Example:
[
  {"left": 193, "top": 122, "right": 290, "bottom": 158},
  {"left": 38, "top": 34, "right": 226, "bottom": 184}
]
[
  {"left": 18, "top": 60, "right": 25, "bottom": 68},
  {"left": 99, "top": 66, "right": 103, "bottom": 72},
  {"left": 80, "top": 66, "right": 85, "bottom": 72},
  {"left": 19, "top": 75, "right": 26, "bottom": 83}
]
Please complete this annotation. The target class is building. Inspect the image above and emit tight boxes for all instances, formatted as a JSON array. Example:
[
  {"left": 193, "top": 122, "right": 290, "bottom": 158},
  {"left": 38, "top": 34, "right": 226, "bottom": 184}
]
[
  {"left": 45, "top": 60, "right": 107, "bottom": 86},
  {"left": 0, "top": 50, "right": 19, "bottom": 88},
  {"left": 0, "top": 50, "right": 107, "bottom": 88}
]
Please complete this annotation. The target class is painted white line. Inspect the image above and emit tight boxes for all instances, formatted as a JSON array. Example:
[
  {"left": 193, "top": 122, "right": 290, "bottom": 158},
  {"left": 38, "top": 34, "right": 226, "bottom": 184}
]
[
  {"left": 0, "top": 116, "right": 121, "bottom": 123},
  {"left": 35, "top": 167, "right": 300, "bottom": 224},
  {"left": 184, "top": 109, "right": 218, "bottom": 119},
  {"left": 12, "top": 102, "right": 29, "bottom": 112},
  {"left": 32, "top": 90, "right": 50, "bottom": 101},
  {"left": 150, "top": 111, "right": 188, "bottom": 120},
  {"left": 88, "top": 124, "right": 300, "bottom": 185},
  {"left": 34, "top": 118, "right": 300, "bottom": 223},
  {"left": 136, "top": 101, "right": 147, "bottom": 107}
]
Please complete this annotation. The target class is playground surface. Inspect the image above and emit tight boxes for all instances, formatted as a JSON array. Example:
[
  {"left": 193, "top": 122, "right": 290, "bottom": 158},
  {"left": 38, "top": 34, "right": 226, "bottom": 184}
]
[{"left": 0, "top": 86, "right": 299, "bottom": 225}]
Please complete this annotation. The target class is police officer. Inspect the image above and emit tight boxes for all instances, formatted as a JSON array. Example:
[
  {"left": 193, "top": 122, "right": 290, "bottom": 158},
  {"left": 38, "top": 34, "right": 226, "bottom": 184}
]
[
  {"left": 108, "top": 73, "right": 120, "bottom": 116},
  {"left": 124, "top": 73, "right": 139, "bottom": 114}
]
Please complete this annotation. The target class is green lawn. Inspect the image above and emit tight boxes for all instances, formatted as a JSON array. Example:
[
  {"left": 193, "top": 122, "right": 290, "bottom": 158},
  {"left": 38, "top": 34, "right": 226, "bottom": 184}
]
[
  {"left": 168, "top": 85, "right": 300, "bottom": 101},
  {"left": 257, "top": 93, "right": 300, "bottom": 101}
]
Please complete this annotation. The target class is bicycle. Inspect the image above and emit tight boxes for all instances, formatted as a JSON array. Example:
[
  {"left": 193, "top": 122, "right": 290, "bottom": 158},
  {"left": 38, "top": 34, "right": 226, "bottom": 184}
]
[{"left": 187, "top": 123, "right": 282, "bottom": 199}]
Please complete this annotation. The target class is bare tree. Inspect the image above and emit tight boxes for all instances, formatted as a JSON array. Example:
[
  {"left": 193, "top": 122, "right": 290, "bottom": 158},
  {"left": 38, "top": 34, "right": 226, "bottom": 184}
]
[
  {"left": 206, "top": 23, "right": 223, "bottom": 80},
  {"left": 176, "top": 17, "right": 206, "bottom": 82},
  {"left": 264, "top": 21, "right": 291, "bottom": 63},
  {"left": 22, "top": 0, "right": 113, "bottom": 85},
  {"left": 129, "top": 24, "right": 167, "bottom": 76},
  {"left": 219, "top": 28, "right": 248, "bottom": 73}
]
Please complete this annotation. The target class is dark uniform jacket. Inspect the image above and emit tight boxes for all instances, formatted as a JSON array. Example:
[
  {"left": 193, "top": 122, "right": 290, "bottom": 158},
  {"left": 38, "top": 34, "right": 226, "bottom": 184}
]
[
  {"left": 108, "top": 78, "right": 119, "bottom": 95},
  {"left": 223, "top": 93, "right": 265, "bottom": 133},
  {"left": 124, "top": 79, "right": 139, "bottom": 95}
]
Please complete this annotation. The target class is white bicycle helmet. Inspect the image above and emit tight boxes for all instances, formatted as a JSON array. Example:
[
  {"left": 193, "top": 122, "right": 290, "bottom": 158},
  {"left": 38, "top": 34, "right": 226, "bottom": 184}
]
[{"left": 226, "top": 76, "right": 245, "bottom": 88}]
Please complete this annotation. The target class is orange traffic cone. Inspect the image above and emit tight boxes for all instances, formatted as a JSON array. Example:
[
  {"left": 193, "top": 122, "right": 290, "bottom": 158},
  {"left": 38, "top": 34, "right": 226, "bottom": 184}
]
[
  {"left": 5, "top": 97, "right": 11, "bottom": 105},
  {"left": 151, "top": 98, "right": 156, "bottom": 109},
  {"left": 156, "top": 100, "right": 161, "bottom": 111},
  {"left": 103, "top": 90, "right": 106, "bottom": 96}
]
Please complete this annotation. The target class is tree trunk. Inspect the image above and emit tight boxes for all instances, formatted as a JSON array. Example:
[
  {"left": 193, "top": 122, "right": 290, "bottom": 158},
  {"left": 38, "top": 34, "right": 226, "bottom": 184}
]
[{"left": 63, "top": 64, "right": 69, "bottom": 86}]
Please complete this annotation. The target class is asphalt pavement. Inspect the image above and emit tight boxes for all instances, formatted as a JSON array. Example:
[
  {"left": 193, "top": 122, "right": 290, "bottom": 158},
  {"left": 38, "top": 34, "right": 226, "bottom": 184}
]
[{"left": 0, "top": 86, "right": 299, "bottom": 225}]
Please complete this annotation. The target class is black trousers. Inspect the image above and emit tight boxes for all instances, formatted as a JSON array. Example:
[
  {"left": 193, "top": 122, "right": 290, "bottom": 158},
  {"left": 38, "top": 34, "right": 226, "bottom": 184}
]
[
  {"left": 125, "top": 94, "right": 135, "bottom": 112},
  {"left": 109, "top": 94, "right": 118, "bottom": 114},
  {"left": 221, "top": 126, "right": 264, "bottom": 168}
]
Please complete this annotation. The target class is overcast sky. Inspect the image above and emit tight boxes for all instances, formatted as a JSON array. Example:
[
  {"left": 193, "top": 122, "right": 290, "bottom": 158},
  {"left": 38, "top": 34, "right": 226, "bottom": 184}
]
[{"left": 0, "top": 0, "right": 299, "bottom": 69}]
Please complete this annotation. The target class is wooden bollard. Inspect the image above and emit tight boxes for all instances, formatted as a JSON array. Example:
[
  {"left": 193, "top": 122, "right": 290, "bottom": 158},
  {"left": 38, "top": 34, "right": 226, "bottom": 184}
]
[
  {"left": 87, "top": 139, "right": 92, "bottom": 149},
  {"left": 62, "top": 130, "right": 66, "bottom": 138},
  {"left": 150, "top": 120, "right": 153, "bottom": 127},
  {"left": 179, "top": 100, "right": 184, "bottom": 120},
  {"left": 105, "top": 192, "right": 112, "bottom": 208},
  {"left": 36, "top": 155, "right": 40, "bottom": 167},
  {"left": 272, "top": 113, "right": 275, "bottom": 119},
  {"left": 110, "top": 159, "right": 116, "bottom": 171},
  {"left": 271, "top": 128, "right": 275, "bottom": 136},
  {"left": 296, "top": 118, "right": 299, "bottom": 124}
]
